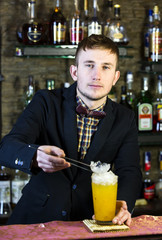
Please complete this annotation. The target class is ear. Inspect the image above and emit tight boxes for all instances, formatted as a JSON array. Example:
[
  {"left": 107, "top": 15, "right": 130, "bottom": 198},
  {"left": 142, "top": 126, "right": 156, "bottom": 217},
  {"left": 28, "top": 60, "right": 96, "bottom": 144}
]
[
  {"left": 113, "top": 70, "right": 120, "bottom": 86},
  {"left": 70, "top": 65, "right": 78, "bottom": 81}
]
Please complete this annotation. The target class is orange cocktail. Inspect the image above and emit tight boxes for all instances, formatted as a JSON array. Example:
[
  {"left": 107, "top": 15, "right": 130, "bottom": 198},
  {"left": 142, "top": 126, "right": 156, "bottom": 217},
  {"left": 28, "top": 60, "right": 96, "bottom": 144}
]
[{"left": 91, "top": 168, "right": 118, "bottom": 225}]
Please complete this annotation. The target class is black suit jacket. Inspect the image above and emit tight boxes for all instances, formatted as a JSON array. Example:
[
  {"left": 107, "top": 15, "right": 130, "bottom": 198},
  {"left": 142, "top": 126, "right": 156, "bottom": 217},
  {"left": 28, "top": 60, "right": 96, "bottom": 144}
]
[{"left": 0, "top": 82, "right": 142, "bottom": 224}]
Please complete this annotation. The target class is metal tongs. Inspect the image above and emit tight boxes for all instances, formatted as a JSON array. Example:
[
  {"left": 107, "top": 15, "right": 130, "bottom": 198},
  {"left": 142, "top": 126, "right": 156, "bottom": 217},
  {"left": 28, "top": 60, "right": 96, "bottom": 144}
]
[{"left": 28, "top": 145, "right": 91, "bottom": 172}]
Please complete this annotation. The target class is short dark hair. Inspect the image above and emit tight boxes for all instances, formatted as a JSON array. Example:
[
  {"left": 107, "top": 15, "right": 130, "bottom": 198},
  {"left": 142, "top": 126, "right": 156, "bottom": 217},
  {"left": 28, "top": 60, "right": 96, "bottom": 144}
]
[{"left": 75, "top": 34, "right": 119, "bottom": 69}]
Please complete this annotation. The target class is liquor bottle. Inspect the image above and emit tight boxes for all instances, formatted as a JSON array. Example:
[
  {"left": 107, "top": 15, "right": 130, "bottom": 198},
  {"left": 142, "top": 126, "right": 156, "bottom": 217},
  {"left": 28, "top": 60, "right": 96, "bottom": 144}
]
[
  {"left": 107, "top": 4, "right": 129, "bottom": 45},
  {"left": 136, "top": 76, "right": 153, "bottom": 132},
  {"left": 24, "top": 75, "right": 35, "bottom": 108},
  {"left": 155, "top": 151, "right": 162, "bottom": 199},
  {"left": 69, "top": 0, "right": 84, "bottom": 45},
  {"left": 149, "top": 5, "right": 162, "bottom": 62},
  {"left": 49, "top": 0, "right": 66, "bottom": 45},
  {"left": 108, "top": 86, "right": 117, "bottom": 102},
  {"left": 88, "top": 0, "right": 102, "bottom": 36},
  {"left": 126, "top": 71, "right": 136, "bottom": 110},
  {"left": 22, "top": 0, "right": 45, "bottom": 45},
  {"left": 143, "top": 9, "right": 153, "bottom": 60},
  {"left": 0, "top": 166, "right": 12, "bottom": 224},
  {"left": 104, "top": 0, "right": 114, "bottom": 36},
  {"left": 120, "top": 85, "right": 132, "bottom": 109},
  {"left": 11, "top": 169, "right": 26, "bottom": 209},
  {"left": 46, "top": 79, "right": 55, "bottom": 90},
  {"left": 153, "top": 74, "right": 162, "bottom": 132},
  {"left": 143, "top": 152, "right": 155, "bottom": 200},
  {"left": 82, "top": 0, "right": 89, "bottom": 38}
]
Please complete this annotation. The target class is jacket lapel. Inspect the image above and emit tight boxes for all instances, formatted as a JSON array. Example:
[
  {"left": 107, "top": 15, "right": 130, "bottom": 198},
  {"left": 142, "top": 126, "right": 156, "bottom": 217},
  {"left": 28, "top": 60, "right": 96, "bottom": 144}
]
[
  {"left": 62, "top": 83, "right": 79, "bottom": 179},
  {"left": 84, "top": 99, "right": 115, "bottom": 165}
]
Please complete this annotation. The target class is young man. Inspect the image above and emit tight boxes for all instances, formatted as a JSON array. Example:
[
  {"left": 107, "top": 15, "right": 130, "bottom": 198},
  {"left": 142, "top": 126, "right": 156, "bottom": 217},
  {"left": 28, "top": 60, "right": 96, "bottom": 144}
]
[{"left": 0, "top": 34, "right": 142, "bottom": 226}]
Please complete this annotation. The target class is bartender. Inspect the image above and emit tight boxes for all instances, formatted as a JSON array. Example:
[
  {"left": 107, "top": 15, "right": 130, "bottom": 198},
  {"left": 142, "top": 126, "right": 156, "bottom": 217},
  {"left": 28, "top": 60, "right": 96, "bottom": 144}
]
[{"left": 0, "top": 34, "right": 142, "bottom": 226}]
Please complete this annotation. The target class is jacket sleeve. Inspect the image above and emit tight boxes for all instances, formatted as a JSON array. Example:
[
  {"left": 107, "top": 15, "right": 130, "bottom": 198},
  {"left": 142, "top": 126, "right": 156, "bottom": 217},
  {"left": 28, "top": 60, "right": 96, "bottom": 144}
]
[{"left": 0, "top": 90, "right": 50, "bottom": 174}]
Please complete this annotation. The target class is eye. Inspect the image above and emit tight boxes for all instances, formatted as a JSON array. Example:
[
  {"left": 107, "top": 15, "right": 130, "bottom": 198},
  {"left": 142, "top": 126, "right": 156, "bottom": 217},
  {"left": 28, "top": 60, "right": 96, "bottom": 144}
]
[
  {"left": 103, "top": 65, "right": 109, "bottom": 70},
  {"left": 85, "top": 64, "right": 94, "bottom": 68}
]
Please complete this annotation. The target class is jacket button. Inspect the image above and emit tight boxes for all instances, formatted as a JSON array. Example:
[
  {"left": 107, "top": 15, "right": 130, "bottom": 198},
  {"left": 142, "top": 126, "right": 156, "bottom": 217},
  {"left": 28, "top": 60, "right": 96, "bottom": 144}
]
[
  {"left": 15, "top": 158, "right": 18, "bottom": 164},
  {"left": 72, "top": 184, "right": 77, "bottom": 190},
  {"left": 62, "top": 211, "right": 67, "bottom": 216}
]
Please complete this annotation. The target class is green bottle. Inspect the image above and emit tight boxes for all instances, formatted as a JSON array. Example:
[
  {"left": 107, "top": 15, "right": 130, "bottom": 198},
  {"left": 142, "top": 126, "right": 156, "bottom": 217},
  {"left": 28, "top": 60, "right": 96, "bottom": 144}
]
[{"left": 137, "top": 76, "right": 153, "bottom": 132}]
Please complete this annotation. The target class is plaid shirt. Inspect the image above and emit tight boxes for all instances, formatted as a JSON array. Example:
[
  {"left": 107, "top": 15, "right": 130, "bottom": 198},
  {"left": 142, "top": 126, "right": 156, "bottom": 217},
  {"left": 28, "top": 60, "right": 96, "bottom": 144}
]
[{"left": 76, "top": 96, "right": 106, "bottom": 160}]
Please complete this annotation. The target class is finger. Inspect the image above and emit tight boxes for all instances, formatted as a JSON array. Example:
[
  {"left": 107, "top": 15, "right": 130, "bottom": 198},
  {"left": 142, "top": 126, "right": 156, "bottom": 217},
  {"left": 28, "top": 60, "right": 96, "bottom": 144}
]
[
  {"left": 125, "top": 216, "right": 132, "bottom": 227},
  {"left": 50, "top": 146, "right": 65, "bottom": 158},
  {"left": 113, "top": 208, "right": 131, "bottom": 225},
  {"left": 37, "top": 157, "right": 70, "bottom": 172},
  {"left": 41, "top": 163, "right": 70, "bottom": 173}
]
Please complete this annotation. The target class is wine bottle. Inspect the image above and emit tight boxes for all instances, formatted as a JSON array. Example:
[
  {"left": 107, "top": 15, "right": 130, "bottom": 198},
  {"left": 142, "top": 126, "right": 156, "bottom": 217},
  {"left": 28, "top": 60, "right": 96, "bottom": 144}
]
[
  {"left": 126, "top": 71, "right": 136, "bottom": 110},
  {"left": 24, "top": 75, "right": 35, "bottom": 108},
  {"left": 143, "top": 9, "right": 153, "bottom": 60},
  {"left": 104, "top": 0, "right": 113, "bottom": 36},
  {"left": 49, "top": 0, "right": 67, "bottom": 45},
  {"left": 46, "top": 79, "right": 55, "bottom": 90},
  {"left": 108, "top": 86, "right": 117, "bottom": 102},
  {"left": 108, "top": 4, "right": 129, "bottom": 45},
  {"left": 22, "top": 0, "right": 45, "bottom": 45},
  {"left": 82, "top": 0, "right": 89, "bottom": 38},
  {"left": 149, "top": 5, "right": 162, "bottom": 62},
  {"left": 69, "top": 0, "right": 84, "bottom": 45},
  {"left": 120, "top": 85, "right": 132, "bottom": 109},
  {"left": 143, "top": 152, "right": 155, "bottom": 201},
  {"left": 88, "top": 0, "right": 102, "bottom": 36},
  {"left": 136, "top": 77, "right": 153, "bottom": 132}
]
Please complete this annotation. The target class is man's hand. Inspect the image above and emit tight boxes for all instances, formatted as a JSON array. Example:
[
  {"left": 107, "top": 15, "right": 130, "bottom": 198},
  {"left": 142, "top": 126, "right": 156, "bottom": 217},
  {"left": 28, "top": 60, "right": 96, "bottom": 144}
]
[
  {"left": 112, "top": 200, "right": 131, "bottom": 226},
  {"left": 32, "top": 145, "right": 71, "bottom": 172}
]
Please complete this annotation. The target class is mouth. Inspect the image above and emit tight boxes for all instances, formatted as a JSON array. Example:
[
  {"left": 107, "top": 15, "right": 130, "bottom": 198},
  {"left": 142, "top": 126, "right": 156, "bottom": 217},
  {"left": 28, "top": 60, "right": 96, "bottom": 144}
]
[{"left": 88, "top": 84, "right": 103, "bottom": 89}]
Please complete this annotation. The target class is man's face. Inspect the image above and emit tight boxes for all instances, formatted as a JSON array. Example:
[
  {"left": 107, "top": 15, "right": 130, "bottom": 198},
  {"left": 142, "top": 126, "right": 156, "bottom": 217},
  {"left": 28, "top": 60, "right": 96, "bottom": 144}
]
[{"left": 70, "top": 48, "right": 120, "bottom": 108}]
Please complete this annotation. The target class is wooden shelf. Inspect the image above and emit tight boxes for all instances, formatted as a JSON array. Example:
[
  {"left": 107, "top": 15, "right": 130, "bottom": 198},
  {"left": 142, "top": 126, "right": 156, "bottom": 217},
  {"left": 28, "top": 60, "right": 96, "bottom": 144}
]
[
  {"left": 15, "top": 45, "right": 134, "bottom": 59},
  {"left": 138, "top": 132, "right": 162, "bottom": 146}
]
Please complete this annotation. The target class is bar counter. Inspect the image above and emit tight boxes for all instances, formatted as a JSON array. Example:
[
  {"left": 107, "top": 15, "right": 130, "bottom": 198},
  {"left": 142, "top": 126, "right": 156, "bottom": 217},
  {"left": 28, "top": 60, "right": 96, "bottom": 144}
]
[{"left": 0, "top": 215, "right": 161, "bottom": 240}]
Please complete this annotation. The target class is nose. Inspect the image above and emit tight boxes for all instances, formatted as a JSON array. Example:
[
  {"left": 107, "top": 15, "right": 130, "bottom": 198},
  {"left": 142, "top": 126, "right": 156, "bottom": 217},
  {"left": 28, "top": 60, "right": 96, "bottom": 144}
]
[{"left": 92, "top": 66, "right": 101, "bottom": 81}]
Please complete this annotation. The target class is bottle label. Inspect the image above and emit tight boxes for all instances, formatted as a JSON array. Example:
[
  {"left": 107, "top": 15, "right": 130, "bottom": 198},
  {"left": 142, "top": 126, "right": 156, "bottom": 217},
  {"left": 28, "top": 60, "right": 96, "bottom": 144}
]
[
  {"left": 144, "top": 182, "right": 155, "bottom": 199},
  {"left": 70, "top": 27, "right": 83, "bottom": 44},
  {"left": 0, "top": 181, "right": 10, "bottom": 202},
  {"left": 150, "top": 30, "right": 162, "bottom": 61},
  {"left": 88, "top": 22, "right": 102, "bottom": 36},
  {"left": 138, "top": 103, "right": 153, "bottom": 131},
  {"left": 113, "top": 32, "right": 124, "bottom": 40},
  {"left": 27, "top": 29, "right": 42, "bottom": 43},
  {"left": 160, "top": 152, "right": 162, "bottom": 171},
  {"left": 52, "top": 22, "right": 66, "bottom": 44},
  {"left": 157, "top": 105, "right": 162, "bottom": 121}
]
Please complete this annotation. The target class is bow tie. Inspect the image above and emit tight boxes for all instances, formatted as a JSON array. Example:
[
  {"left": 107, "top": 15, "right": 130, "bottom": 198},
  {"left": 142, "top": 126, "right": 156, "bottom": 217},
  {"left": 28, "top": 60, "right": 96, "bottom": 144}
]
[{"left": 76, "top": 104, "right": 106, "bottom": 119}]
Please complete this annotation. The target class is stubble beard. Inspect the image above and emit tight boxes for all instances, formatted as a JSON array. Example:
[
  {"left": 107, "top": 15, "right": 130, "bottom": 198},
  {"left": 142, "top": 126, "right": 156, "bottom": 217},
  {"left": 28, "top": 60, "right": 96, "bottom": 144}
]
[{"left": 77, "top": 86, "right": 108, "bottom": 102}]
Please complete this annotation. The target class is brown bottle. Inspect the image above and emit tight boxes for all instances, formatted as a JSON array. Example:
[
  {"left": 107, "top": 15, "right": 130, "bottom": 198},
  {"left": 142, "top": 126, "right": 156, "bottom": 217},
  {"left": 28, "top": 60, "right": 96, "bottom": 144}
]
[
  {"left": 22, "top": 0, "right": 45, "bottom": 45},
  {"left": 49, "top": 0, "right": 66, "bottom": 45}
]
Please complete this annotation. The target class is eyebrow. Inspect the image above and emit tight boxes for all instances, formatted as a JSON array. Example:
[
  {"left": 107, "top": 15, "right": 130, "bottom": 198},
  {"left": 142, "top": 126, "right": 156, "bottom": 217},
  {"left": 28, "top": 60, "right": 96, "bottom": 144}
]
[{"left": 83, "top": 60, "right": 113, "bottom": 66}]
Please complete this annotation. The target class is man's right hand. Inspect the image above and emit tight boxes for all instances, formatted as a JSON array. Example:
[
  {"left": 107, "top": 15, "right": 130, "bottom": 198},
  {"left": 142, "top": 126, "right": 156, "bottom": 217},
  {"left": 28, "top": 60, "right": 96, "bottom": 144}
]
[{"left": 32, "top": 145, "right": 71, "bottom": 172}]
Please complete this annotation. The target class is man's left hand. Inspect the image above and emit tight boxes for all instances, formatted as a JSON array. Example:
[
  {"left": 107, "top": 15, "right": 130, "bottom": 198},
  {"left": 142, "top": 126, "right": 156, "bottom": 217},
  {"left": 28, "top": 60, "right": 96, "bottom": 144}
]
[{"left": 112, "top": 200, "right": 131, "bottom": 226}]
